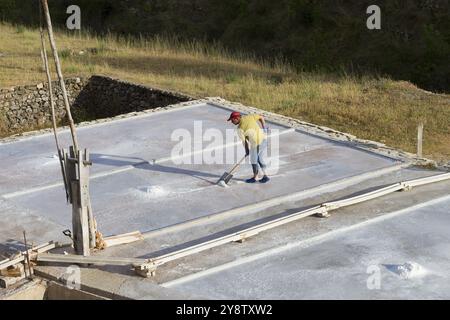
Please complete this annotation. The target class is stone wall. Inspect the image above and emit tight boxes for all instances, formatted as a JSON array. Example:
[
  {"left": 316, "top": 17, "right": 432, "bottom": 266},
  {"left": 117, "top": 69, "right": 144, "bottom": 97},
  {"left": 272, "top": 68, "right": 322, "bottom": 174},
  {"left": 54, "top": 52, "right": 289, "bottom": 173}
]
[
  {"left": 0, "top": 75, "right": 193, "bottom": 136},
  {"left": 71, "top": 75, "right": 192, "bottom": 121},
  {"left": 0, "top": 78, "right": 85, "bottom": 135}
]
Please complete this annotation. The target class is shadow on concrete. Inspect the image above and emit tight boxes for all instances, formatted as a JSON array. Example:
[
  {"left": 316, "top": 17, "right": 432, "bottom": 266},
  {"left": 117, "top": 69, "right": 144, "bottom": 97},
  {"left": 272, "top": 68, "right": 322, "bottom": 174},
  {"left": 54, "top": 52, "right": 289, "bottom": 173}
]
[
  {"left": 91, "top": 153, "right": 220, "bottom": 185},
  {"left": 0, "top": 240, "right": 26, "bottom": 258}
]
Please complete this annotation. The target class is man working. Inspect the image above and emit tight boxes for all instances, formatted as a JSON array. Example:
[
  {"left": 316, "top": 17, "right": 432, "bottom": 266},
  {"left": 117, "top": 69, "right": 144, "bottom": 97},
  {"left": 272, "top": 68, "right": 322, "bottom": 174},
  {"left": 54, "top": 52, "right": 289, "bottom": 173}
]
[{"left": 227, "top": 111, "right": 270, "bottom": 183}]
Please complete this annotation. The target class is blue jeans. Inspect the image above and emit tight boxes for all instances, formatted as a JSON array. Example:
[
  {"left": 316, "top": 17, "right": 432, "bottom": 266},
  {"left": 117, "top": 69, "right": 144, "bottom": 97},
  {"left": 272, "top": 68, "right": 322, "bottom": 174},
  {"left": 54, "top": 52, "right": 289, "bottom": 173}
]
[{"left": 250, "top": 139, "right": 267, "bottom": 175}]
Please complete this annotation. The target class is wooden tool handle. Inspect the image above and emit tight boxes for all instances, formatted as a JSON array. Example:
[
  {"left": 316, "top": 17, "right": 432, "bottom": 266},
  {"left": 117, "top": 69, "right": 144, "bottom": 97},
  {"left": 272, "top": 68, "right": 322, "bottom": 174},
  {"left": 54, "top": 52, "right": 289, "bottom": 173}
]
[{"left": 229, "top": 155, "right": 247, "bottom": 175}]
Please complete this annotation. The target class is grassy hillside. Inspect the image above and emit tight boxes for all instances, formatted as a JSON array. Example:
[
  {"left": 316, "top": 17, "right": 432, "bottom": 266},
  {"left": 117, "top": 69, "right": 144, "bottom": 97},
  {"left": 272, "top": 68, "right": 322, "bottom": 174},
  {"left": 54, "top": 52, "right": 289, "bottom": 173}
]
[
  {"left": 1, "top": 0, "right": 449, "bottom": 92},
  {"left": 0, "top": 23, "right": 449, "bottom": 163}
]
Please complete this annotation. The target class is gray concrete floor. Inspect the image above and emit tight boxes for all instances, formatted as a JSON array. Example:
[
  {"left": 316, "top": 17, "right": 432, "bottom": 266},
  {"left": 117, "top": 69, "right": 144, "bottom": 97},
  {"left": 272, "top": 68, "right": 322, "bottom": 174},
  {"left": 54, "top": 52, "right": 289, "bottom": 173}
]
[
  {"left": 168, "top": 195, "right": 450, "bottom": 299},
  {"left": 1, "top": 102, "right": 449, "bottom": 299},
  {"left": 0, "top": 103, "right": 396, "bottom": 235}
]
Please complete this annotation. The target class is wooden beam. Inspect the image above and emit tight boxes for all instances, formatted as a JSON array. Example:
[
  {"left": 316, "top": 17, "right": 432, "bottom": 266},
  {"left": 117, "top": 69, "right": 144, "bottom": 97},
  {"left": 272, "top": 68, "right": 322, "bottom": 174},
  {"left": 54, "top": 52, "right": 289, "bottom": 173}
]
[
  {"left": 0, "top": 242, "right": 57, "bottom": 271},
  {"left": 0, "top": 263, "right": 24, "bottom": 278},
  {"left": 322, "top": 183, "right": 405, "bottom": 210},
  {"left": 38, "top": 4, "right": 69, "bottom": 202},
  {"left": 405, "top": 172, "right": 450, "bottom": 188},
  {"left": 71, "top": 180, "right": 90, "bottom": 256},
  {"left": 36, "top": 253, "right": 146, "bottom": 266},
  {"left": 78, "top": 149, "right": 93, "bottom": 252},
  {"left": 40, "top": 0, "right": 79, "bottom": 153},
  {"left": 102, "top": 231, "right": 144, "bottom": 248},
  {"left": 36, "top": 253, "right": 156, "bottom": 278},
  {"left": 0, "top": 274, "right": 29, "bottom": 289},
  {"left": 151, "top": 206, "right": 326, "bottom": 268}
]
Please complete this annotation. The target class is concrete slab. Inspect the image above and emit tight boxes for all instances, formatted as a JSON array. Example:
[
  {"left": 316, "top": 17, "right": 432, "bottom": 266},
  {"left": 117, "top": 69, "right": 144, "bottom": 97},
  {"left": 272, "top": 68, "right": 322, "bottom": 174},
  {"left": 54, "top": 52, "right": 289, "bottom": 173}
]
[
  {"left": 1, "top": 100, "right": 448, "bottom": 300},
  {"left": 1, "top": 103, "right": 398, "bottom": 236},
  {"left": 168, "top": 195, "right": 450, "bottom": 299},
  {"left": 98, "top": 168, "right": 450, "bottom": 284},
  {"left": 33, "top": 265, "right": 204, "bottom": 300},
  {"left": 0, "top": 103, "right": 289, "bottom": 195}
]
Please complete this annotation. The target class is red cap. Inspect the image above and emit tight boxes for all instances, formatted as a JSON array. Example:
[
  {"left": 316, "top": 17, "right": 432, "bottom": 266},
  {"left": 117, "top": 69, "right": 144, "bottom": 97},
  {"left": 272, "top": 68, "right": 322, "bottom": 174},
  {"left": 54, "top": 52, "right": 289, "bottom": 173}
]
[{"left": 227, "top": 111, "right": 241, "bottom": 121}]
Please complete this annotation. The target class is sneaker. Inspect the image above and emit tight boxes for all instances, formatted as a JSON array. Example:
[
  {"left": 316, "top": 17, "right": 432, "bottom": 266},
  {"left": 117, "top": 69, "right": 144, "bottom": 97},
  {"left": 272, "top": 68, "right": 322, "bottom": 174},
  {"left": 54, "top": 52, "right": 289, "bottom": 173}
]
[
  {"left": 259, "top": 175, "right": 270, "bottom": 183},
  {"left": 245, "top": 177, "right": 257, "bottom": 183}
]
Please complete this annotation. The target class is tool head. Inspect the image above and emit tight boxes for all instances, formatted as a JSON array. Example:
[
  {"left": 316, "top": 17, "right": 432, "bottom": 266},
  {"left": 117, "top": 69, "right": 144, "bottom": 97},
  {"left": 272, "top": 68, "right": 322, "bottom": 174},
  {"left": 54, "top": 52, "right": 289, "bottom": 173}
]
[
  {"left": 218, "top": 172, "right": 233, "bottom": 184},
  {"left": 218, "top": 172, "right": 229, "bottom": 181}
]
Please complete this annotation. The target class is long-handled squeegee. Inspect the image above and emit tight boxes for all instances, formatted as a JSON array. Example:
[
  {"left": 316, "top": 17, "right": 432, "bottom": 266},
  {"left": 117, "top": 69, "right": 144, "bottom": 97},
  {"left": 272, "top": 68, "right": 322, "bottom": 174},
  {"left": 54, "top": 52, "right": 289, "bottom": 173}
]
[{"left": 217, "top": 155, "right": 247, "bottom": 187}]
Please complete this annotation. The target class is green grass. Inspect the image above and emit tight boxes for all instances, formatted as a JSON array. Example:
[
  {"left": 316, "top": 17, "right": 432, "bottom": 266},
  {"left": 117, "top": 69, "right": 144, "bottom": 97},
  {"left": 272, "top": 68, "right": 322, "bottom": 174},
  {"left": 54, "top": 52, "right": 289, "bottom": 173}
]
[{"left": 0, "top": 22, "right": 449, "bottom": 163}]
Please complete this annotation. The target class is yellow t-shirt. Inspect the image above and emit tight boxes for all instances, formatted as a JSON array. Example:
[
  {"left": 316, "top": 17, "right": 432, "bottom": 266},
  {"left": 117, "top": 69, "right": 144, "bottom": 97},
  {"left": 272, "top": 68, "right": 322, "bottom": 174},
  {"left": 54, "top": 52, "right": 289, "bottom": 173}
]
[{"left": 237, "top": 114, "right": 266, "bottom": 147}]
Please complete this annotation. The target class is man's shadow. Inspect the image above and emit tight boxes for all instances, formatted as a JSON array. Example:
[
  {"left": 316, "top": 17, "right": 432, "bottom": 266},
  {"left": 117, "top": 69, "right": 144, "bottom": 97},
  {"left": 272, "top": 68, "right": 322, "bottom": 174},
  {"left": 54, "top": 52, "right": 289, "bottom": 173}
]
[{"left": 90, "top": 153, "right": 224, "bottom": 185}]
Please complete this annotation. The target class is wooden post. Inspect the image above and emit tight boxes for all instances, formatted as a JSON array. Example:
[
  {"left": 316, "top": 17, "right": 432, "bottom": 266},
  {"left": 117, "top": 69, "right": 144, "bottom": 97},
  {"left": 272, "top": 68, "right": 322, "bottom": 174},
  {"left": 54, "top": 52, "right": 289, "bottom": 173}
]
[
  {"left": 40, "top": 0, "right": 79, "bottom": 153},
  {"left": 39, "top": 0, "right": 96, "bottom": 254},
  {"left": 70, "top": 149, "right": 90, "bottom": 256},
  {"left": 417, "top": 123, "right": 424, "bottom": 158},
  {"left": 66, "top": 147, "right": 95, "bottom": 255},
  {"left": 39, "top": 3, "right": 69, "bottom": 202},
  {"left": 79, "top": 149, "right": 96, "bottom": 249},
  {"left": 22, "top": 231, "right": 33, "bottom": 279}
]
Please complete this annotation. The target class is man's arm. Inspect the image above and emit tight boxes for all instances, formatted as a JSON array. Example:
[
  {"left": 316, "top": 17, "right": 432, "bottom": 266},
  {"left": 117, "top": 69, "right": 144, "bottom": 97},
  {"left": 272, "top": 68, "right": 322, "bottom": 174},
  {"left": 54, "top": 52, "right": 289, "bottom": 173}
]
[{"left": 258, "top": 116, "right": 266, "bottom": 129}]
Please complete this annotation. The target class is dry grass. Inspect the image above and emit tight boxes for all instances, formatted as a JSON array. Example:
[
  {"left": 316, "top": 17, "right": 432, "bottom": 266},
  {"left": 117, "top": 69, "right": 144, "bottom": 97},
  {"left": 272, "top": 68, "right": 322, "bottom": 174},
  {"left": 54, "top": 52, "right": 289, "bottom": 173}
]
[{"left": 0, "top": 23, "right": 449, "bottom": 162}]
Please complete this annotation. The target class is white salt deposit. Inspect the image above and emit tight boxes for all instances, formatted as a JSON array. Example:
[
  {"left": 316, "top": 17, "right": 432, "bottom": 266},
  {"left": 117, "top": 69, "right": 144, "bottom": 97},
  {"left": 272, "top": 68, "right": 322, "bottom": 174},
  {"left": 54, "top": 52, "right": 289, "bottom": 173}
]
[
  {"left": 392, "top": 262, "right": 428, "bottom": 279},
  {"left": 217, "top": 180, "right": 229, "bottom": 188},
  {"left": 133, "top": 185, "right": 169, "bottom": 199},
  {"left": 41, "top": 154, "right": 60, "bottom": 166}
]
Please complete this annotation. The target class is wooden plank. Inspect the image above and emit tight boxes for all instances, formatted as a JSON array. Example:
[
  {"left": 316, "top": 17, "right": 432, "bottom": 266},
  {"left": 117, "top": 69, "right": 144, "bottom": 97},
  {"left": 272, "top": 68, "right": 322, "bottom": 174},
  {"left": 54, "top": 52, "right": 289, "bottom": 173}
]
[
  {"left": 151, "top": 206, "right": 325, "bottom": 267},
  {"left": 81, "top": 149, "right": 97, "bottom": 249},
  {"left": 0, "top": 242, "right": 55, "bottom": 267},
  {"left": 0, "top": 242, "right": 56, "bottom": 270},
  {"left": 322, "top": 183, "right": 404, "bottom": 210},
  {"left": 37, "top": 253, "right": 146, "bottom": 266},
  {"left": 103, "top": 231, "right": 144, "bottom": 248},
  {"left": 38, "top": 9, "right": 69, "bottom": 203},
  {"left": 0, "top": 274, "right": 28, "bottom": 289},
  {"left": 87, "top": 203, "right": 96, "bottom": 249},
  {"left": 0, "top": 263, "right": 24, "bottom": 277},
  {"left": 78, "top": 149, "right": 91, "bottom": 252},
  {"left": 72, "top": 178, "right": 90, "bottom": 256},
  {"left": 405, "top": 172, "right": 450, "bottom": 188},
  {"left": 41, "top": 0, "right": 80, "bottom": 152},
  {"left": 134, "top": 264, "right": 157, "bottom": 278}
]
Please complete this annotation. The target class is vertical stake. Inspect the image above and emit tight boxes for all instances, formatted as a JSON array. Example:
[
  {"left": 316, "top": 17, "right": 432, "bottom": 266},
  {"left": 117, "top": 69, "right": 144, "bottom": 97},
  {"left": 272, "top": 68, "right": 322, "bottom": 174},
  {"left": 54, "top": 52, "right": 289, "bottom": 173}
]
[
  {"left": 417, "top": 122, "right": 424, "bottom": 158},
  {"left": 22, "top": 231, "right": 33, "bottom": 279}
]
